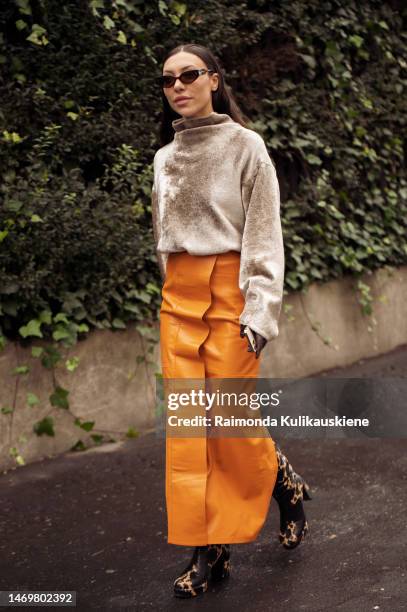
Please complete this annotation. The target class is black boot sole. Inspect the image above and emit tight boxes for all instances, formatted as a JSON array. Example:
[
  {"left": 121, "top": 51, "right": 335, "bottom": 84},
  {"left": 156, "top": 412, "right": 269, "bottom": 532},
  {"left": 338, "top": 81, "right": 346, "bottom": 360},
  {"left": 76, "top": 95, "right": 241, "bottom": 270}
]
[{"left": 173, "top": 548, "right": 231, "bottom": 598}]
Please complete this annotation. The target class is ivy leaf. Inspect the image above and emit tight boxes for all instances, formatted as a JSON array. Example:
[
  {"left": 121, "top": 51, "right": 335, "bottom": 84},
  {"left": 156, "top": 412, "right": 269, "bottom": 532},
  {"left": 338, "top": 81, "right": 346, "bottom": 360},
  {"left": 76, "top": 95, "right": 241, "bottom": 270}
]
[
  {"left": 33, "top": 416, "right": 55, "bottom": 437},
  {"left": 123, "top": 302, "right": 140, "bottom": 314},
  {"left": 31, "top": 346, "right": 44, "bottom": 358},
  {"left": 27, "top": 392, "right": 40, "bottom": 407},
  {"left": 349, "top": 35, "right": 363, "bottom": 48},
  {"left": 117, "top": 30, "right": 127, "bottom": 44},
  {"left": 26, "top": 24, "right": 49, "bottom": 46},
  {"left": 41, "top": 346, "right": 62, "bottom": 369},
  {"left": 112, "top": 318, "right": 126, "bottom": 329},
  {"left": 65, "top": 357, "right": 80, "bottom": 372},
  {"left": 305, "top": 153, "right": 322, "bottom": 165},
  {"left": 299, "top": 53, "right": 316, "bottom": 69},
  {"left": 3, "top": 132, "right": 23, "bottom": 144},
  {"left": 12, "top": 365, "right": 30, "bottom": 375},
  {"left": 16, "top": 0, "right": 32, "bottom": 16},
  {"left": 73, "top": 417, "right": 93, "bottom": 431},
  {"left": 53, "top": 326, "right": 71, "bottom": 341},
  {"left": 39, "top": 310, "right": 52, "bottom": 325},
  {"left": 77, "top": 323, "right": 89, "bottom": 333},
  {"left": 54, "top": 312, "right": 70, "bottom": 325},
  {"left": 15, "top": 19, "right": 27, "bottom": 30},
  {"left": 9, "top": 447, "right": 25, "bottom": 465},
  {"left": 126, "top": 427, "right": 139, "bottom": 438},
  {"left": 79, "top": 420, "right": 95, "bottom": 432},
  {"left": 49, "top": 386, "right": 69, "bottom": 409},
  {"left": 71, "top": 439, "right": 86, "bottom": 451},
  {"left": 103, "top": 15, "right": 115, "bottom": 30},
  {"left": 19, "top": 319, "right": 43, "bottom": 338}
]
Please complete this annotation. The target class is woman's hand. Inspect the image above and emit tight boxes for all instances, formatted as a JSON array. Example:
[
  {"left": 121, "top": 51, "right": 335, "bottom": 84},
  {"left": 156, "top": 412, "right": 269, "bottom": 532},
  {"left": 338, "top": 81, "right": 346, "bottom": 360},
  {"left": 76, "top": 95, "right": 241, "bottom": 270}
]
[{"left": 240, "top": 324, "right": 267, "bottom": 359}]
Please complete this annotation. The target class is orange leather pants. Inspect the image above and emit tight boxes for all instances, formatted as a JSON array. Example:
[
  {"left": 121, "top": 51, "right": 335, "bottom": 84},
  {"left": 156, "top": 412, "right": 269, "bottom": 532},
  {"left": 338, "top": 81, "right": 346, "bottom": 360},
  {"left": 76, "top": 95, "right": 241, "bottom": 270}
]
[{"left": 160, "top": 250, "right": 278, "bottom": 545}]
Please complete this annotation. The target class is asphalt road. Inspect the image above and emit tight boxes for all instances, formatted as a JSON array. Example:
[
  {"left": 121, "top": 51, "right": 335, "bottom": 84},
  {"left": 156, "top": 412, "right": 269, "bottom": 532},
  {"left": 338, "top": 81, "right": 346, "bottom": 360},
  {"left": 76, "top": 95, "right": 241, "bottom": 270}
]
[{"left": 1, "top": 344, "right": 406, "bottom": 611}]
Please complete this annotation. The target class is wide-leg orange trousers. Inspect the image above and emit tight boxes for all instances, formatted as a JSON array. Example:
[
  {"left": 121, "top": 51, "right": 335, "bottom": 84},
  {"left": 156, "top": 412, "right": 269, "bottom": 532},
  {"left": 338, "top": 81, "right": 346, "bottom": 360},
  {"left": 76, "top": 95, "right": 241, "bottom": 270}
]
[{"left": 159, "top": 250, "right": 278, "bottom": 545}]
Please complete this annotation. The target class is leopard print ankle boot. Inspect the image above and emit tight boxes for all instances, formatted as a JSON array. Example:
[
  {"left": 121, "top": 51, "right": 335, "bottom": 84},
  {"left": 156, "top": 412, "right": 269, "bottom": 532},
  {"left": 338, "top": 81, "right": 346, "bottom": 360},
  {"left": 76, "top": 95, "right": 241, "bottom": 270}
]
[
  {"left": 272, "top": 444, "right": 312, "bottom": 549},
  {"left": 173, "top": 544, "right": 231, "bottom": 598}
]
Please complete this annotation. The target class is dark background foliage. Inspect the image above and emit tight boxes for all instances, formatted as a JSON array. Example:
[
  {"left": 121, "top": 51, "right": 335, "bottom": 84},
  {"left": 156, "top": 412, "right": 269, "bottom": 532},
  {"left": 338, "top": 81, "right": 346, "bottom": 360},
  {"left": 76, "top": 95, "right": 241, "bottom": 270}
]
[{"left": 0, "top": 0, "right": 406, "bottom": 343}]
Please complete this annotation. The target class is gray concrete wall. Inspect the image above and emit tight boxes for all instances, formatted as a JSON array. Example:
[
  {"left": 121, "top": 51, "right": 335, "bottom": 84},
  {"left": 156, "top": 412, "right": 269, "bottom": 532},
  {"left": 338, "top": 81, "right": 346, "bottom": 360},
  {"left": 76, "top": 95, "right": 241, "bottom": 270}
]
[
  {"left": 261, "top": 264, "right": 407, "bottom": 378},
  {"left": 1, "top": 264, "right": 406, "bottom": 471}
]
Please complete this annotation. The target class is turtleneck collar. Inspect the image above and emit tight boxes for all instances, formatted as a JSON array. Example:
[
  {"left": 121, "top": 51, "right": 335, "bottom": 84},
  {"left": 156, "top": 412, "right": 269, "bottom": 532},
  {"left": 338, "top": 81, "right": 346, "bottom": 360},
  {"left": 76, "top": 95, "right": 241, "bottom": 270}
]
[{"left": 172, "top": 111, "right": 234, "bottom": 134}]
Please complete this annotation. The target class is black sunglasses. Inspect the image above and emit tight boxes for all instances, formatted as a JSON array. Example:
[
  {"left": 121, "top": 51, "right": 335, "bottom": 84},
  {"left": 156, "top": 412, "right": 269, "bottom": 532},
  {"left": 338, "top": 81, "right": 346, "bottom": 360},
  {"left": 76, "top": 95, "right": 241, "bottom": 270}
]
[{"left": 157, "top": 68, "right": 215, "bottom": 89}]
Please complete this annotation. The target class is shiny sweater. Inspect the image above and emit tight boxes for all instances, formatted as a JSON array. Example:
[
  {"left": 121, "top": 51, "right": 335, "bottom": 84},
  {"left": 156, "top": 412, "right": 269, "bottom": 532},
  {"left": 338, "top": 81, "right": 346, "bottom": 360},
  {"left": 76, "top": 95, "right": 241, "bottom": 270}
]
[{"left": 151, "top": 111, "right": 285, "bottom": 342}]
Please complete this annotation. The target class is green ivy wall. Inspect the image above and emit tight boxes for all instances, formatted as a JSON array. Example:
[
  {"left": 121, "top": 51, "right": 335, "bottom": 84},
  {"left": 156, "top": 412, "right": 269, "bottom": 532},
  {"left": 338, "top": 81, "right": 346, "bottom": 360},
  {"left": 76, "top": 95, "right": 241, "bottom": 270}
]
[{"left": 0, "top": 0, "right": 406, "bottom": 343}]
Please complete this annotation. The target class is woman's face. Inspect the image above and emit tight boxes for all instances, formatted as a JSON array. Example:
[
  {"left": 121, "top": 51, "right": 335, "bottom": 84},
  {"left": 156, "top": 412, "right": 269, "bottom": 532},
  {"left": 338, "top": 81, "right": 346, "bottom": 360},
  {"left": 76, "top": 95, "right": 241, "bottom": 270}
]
[{"left": 162, "top": 51, "right": 219, "bottom": 119}]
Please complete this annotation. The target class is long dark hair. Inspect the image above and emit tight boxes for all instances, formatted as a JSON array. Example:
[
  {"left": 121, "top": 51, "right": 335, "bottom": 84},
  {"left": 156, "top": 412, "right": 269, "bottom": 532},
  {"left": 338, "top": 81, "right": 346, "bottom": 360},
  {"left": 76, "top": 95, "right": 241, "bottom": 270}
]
[{"left": 157, "top": 43, "right": 249, "bottom": 147}]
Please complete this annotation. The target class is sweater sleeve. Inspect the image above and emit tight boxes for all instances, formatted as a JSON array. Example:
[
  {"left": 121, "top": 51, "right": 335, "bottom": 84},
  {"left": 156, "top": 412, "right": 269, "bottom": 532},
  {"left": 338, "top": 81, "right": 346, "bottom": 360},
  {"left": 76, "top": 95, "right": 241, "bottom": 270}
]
[
  {"left": 238, "top": 159, "right": 285, "bottom": 342},
  {"left": 151, "top": 183, "right": 168, "bottom": 283}
]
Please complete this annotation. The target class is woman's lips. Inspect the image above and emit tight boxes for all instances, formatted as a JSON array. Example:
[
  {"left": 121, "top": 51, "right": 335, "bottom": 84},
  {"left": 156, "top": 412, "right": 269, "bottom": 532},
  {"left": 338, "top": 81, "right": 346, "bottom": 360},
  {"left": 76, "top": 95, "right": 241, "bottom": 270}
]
[{"left": 175, "top": 98, "right": 191, "bottom": 105}]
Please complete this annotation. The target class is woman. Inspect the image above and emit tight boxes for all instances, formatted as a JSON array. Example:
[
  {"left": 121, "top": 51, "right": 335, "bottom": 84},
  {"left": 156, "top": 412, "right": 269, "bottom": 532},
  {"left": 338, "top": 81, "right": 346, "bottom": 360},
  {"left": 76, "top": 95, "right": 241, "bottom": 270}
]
[{"left": 151, "top": 43, "right": 312, "bottom": 599}]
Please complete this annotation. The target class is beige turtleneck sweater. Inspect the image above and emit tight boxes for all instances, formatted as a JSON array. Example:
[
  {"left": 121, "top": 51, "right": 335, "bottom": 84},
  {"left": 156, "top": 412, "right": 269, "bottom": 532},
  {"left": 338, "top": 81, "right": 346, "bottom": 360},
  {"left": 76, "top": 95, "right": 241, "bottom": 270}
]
[{"left": 151, "top": 111, "right": 285, "bottom": 342}]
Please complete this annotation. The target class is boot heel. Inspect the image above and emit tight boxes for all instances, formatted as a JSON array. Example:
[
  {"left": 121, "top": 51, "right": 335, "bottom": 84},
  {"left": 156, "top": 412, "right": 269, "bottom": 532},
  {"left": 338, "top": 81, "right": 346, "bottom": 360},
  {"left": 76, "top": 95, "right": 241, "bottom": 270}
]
[
  {"left": 211, "top": 558, "right": 231, "bottom": 582},
  {"left": 301, "top": 521, "right": 309, "bottom": 540},
  {"left": 303, "top": 481, "right": 312, "bottom": 501},
  {"left": 210, "top": 546, "right": 231, "bottom": 582}
]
